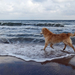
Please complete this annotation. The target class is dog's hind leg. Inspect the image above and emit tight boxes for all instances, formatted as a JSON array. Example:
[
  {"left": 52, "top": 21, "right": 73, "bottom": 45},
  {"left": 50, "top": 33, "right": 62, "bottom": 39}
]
[
  {"left": 67, "top": 43, "right": 75, "bottom": 52},
  {"left": 63, "top": 44, "right": 67, "bottom": 50},
  {"left": 63, "top": 38, "right": 75, "bottom": 52},
  {"left": 50, "top": 43, "right": 54, "bottom": 49}
]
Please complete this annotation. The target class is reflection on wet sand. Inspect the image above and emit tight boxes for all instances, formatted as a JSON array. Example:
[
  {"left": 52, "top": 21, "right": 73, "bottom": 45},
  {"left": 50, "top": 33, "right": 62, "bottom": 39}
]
[{"left": 41, "top": 56, "right": 75, "bottom": 69}]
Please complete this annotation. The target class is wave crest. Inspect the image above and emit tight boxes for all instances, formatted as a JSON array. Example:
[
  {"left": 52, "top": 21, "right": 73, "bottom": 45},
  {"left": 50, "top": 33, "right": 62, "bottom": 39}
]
[{"left": 0, "top": 22, "right": 64, "bottom": 27}]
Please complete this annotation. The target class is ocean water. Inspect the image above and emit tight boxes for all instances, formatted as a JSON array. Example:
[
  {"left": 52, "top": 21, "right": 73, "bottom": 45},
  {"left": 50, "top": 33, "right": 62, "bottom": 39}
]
[{"left": 0, "top": 20, "right": 75, "bottom": 62}]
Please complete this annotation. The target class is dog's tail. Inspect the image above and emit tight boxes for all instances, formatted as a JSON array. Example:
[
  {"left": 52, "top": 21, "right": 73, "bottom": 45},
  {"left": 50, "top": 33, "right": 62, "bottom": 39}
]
[{"left": 67, "top": 32, "right": 75, "bottom": 37}]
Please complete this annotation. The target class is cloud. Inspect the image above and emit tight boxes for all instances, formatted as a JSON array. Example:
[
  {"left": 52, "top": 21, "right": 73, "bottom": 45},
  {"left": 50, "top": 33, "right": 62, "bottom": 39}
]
[
  {"left": 53, "top": 0, "right": 75, "bottom": 3},
  {"left": 0, "top": 0, "right": 75, "bottom": 20},
  {"left": 32, "top": 0, "right": 46, "bottom": 2}
]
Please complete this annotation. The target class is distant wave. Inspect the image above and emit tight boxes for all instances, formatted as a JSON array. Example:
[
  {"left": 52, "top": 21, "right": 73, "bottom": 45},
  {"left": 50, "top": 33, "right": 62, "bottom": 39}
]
[
  {"left": 35, "top": 23, "right": 64, "bottom": 27},
  {"left": 0, "top": 22, "right": 64, "bottom": 27},
  {"left": 1, "top": 22, "right": 22, "bottom": 26}
]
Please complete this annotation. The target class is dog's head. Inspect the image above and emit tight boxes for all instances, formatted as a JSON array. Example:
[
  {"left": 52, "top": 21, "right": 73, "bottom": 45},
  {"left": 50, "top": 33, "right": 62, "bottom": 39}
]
[{"left": 40, "top": 28, "right": 49, "bottom": 35}]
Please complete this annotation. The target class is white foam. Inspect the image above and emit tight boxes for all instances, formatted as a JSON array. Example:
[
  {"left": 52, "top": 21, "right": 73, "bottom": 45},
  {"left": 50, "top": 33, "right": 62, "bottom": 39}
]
[
  {"left": 64, "top": 25, "right": 75, "bottom": 27},
  {"left": 0, "top": 43, "right": 75, "bottom": 62}
]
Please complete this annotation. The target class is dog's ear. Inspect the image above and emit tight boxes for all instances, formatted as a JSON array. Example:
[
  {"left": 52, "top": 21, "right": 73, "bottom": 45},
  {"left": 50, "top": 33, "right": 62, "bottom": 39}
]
[
  {"left": 42, "top": 28, "right": 44, "bottom": 34},
  {"left": 41, "top": 28, "right": 47, "bottom": 35}
]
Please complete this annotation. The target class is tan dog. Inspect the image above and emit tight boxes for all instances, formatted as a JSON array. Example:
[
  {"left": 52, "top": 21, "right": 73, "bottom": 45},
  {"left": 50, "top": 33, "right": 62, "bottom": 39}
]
[{"left": 40, "top": 28, "right": 75, "bottom": 52}]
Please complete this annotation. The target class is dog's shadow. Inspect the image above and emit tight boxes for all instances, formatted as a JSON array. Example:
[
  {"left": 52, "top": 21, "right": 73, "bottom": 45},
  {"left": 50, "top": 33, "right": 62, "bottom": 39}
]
[
  {"left": 61, "top": 50, "right": 70, "bottom": 54},
  {"left": 61, "top": 50, "right": 75, "bottom": 54}
]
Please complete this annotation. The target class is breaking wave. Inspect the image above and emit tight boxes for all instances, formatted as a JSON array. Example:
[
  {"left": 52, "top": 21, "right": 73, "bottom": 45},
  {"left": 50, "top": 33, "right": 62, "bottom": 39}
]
[{"left": 0, "top": 37, "right": 44, "bottom": 44}]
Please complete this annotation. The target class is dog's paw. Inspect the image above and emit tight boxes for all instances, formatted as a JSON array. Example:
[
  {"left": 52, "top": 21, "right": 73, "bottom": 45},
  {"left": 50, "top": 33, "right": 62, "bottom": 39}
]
[
  {"left": 74, "top": 51, "right": 75, "bottom": 53},
  {"left": 41, "top": 49, "right": 44, "bottom": 50},
  {"left": 41, "top": 49, "right": 45, "bottom": 51}
]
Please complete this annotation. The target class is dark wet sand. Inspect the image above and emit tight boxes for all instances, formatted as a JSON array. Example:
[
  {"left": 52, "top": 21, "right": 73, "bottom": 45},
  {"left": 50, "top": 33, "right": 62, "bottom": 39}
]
[{"left": 0, "top": 56, "right": 75, "bottom": 75}]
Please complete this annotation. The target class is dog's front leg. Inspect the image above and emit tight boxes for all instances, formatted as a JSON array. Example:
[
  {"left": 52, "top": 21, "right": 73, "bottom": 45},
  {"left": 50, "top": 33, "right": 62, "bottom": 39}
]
[
  {"left": 63, "top": 44, "right": 67, "bottom": 50},
  {"left": 43, "top": 43, "right": 48, "bottom": 50}
]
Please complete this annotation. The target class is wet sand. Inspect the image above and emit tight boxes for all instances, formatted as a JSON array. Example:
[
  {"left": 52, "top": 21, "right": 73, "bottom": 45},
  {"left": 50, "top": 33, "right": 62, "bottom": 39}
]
[{"left": 0, "top": 55, "right": 75, "bottom": 75}]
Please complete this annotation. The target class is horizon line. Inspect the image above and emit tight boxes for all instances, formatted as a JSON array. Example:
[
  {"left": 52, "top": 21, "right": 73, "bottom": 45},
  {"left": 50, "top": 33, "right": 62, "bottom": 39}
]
[{"left": 0, "top": 19, "right": 75, "bottom": 20}]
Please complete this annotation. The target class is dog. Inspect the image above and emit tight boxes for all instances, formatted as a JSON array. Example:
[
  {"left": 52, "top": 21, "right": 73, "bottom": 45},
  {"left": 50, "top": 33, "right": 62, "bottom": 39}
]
[{"left": 40, "top": 28, "right": 75, "bottom": 52}]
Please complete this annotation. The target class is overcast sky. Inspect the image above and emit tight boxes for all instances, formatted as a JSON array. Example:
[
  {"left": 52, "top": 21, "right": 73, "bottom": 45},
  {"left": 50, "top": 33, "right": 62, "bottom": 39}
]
[{"left": 0, "top": 0, "right": 75, "bottom": 20}]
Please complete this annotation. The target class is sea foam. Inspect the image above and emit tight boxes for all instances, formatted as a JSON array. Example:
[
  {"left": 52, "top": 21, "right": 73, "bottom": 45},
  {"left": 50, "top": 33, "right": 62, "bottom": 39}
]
[{"left": 0, "top": 43, "right": 75, "bottom": 62}]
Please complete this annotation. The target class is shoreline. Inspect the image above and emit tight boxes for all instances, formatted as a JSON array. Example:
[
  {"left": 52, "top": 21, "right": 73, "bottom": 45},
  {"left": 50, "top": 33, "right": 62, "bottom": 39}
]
[{"left": 0, "top": 55, "right": 75, "bottom": 75}]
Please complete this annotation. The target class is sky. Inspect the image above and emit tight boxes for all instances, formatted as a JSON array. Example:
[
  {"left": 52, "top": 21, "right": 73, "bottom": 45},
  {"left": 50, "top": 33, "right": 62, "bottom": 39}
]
[{"left": 0, "top": 0, "right": 75, "bottom": 20}]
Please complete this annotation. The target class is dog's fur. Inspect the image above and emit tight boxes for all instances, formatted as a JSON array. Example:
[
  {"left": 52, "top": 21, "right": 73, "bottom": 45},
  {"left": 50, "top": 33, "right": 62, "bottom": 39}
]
[{"left": 40, "top": 28, "right": 75, "bottom": 51}]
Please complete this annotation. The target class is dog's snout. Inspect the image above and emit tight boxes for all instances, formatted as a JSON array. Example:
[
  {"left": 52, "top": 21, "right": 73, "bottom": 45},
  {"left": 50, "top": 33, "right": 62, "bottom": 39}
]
[{"left": 40, "top": 32, "right": 43, "bottom": 34}]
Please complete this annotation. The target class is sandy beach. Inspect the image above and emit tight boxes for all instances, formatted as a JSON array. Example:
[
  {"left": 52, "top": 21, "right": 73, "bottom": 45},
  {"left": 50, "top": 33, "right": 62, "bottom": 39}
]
[{"left": 0, "top": 55, "right": 75, "bottom": 75}]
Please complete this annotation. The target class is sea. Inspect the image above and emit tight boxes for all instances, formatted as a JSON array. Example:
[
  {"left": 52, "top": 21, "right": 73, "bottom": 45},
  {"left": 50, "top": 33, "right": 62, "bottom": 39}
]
[{"left": 0, "top": 20, "right": 75, "bottom": 62}]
